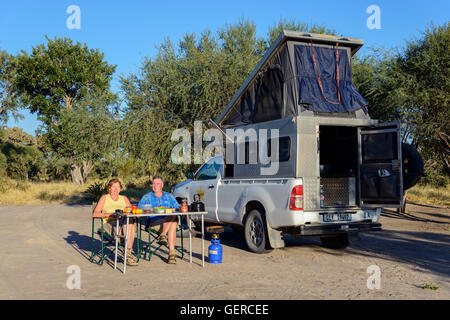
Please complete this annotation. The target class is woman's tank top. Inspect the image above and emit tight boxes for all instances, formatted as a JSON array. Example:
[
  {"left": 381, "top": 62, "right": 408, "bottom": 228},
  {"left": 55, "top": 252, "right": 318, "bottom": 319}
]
[{"left": 102, "top": 194, "right": 126, "bottom": 223}]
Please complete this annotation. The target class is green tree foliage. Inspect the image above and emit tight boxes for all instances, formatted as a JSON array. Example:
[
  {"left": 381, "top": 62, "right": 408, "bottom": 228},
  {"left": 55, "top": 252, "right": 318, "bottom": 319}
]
[
  {"left": 121, "top": 18, "right": 336, "bottom": 183},
  {"left": 391, "top": 23, "right": 449, "bottom": 185},
  {"left": 0, "top": 49, "right": 22, "bottom": 124},
  {"left": 3, "top": 127, "right": 37, "bottom": 146},
  {"left": 353, "top": 23, "right": 449, "bottom": 186},
  {"left": 0, "top": 127, "right": 45, "bottom": 180},
  {"left": 14, "top": 36, "right": 118, "bottom": 184}
]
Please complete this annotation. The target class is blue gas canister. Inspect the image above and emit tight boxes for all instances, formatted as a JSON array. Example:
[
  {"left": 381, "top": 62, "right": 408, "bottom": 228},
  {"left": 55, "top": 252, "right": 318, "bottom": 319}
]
[
  {"left": 206, "top": 226, "right": 224, "bottom": 264},
  {"left": 208, "top": 239, "right": 223, "bottom": 264}
]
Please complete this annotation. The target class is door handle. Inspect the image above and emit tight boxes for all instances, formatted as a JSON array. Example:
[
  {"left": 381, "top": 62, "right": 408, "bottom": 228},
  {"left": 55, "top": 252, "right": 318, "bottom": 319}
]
[{"left": 208, "top": 185, "right": 215, "bottom": 189}]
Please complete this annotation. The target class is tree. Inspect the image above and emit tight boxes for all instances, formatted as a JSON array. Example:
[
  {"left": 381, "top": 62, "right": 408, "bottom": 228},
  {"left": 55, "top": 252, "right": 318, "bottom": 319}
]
[
  {"left": 15, "top": 36, "right": 117, "bottom": 184},
  {"left": 0, "top": 49, "right": 21, "bottom": 124},
  {"left": 120, "top": 19, "right": 266, "bottom": 182},
  {"left": 120, "top": 18, "right": 339, "bottom": 183},
  {"left": 0, "top": 127, "right": 45, "bottom": 181},
  {"left": 3, "top": 127, "right": 37, "bottom": 146},
  {"left": 391, "top": 23, "right": 449, "bottom": 182},
  {"left": 353, "top": 23, "right": 449, "bottom": 186}
]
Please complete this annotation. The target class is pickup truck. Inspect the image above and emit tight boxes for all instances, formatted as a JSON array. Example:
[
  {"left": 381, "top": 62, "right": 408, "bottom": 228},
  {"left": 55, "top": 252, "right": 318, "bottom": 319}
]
[
  {"left": 172, "top": 30, "right": 423, "bottom": 253},
  {"left": 172, "top": 154, "right": 382, "bottom": 253}
]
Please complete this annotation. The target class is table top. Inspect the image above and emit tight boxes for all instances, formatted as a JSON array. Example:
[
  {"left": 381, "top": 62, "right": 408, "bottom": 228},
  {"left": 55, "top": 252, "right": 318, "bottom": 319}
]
[{"left": 118, "top": 211, "right": 208, "bottom": 218}]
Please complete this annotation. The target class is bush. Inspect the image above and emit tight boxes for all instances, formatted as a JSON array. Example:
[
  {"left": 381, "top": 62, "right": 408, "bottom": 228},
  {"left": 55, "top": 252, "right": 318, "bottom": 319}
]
[
  {"left": 422, "top": 162, "right": 449, "bottom": 187},
  {"left": 84, "top": 181, "right": 108, "bottom": 203},
  {"left": 1, "top": 142, "right": 45, "bottom": 181},
  {"left": 0, "top": 152, "right": 7, "bottom": 177}
]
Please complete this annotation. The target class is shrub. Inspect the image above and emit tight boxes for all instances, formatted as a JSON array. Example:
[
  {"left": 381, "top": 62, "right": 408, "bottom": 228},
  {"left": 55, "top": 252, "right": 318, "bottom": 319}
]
[{"left": 84, "top": 181, "right": 108, "bottom": 202}]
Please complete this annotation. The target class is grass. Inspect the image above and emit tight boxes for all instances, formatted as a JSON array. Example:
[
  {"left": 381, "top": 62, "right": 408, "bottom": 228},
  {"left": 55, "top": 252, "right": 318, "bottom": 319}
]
[
  {"left": 0, "top": 181, "right": 87, "bottom": 205},
  {"left": 0, "top": 179, "right": 448, "bottom": 207},
  {"left": 407, "top": 184, "right": 450, "bottom": 207},
  {"left": 0, "top": 179, "right": 153, "bottom": 205},
  {"left": 423, "top": 283, "right": 440, "bottom": 291}
]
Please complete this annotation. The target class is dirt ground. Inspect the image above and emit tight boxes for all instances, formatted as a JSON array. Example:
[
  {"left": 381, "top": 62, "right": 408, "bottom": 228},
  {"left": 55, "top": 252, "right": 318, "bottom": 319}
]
[{"left": 0, "top": 202, "right": 448, "bottom": 300}]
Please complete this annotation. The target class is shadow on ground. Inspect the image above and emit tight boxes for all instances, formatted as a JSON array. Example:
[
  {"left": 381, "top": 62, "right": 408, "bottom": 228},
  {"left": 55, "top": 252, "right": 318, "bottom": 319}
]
[
  {"left": 64, "top": 227, "right": 206, "bottom": 268},
  {"left": 64, "top": 202, "right": 449, "bottom": 275}
]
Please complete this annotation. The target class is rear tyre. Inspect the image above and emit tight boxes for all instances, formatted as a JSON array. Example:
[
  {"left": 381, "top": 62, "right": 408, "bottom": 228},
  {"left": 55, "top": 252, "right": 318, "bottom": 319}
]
[
  {"left": 244, "top": 209, "right": 271, "bottom": 254},
  {"left": 320, "top": 234, "right": 350, "bottom": 249}
]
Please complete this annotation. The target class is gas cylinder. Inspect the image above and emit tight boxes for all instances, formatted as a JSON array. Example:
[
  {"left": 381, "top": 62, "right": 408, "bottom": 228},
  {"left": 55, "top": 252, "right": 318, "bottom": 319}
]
[
  {"left": 208, "top": 239, "right": 223, "bottom": 264},
  {"left": 206, "top": 226, "right": 224, "bottom": 264}
]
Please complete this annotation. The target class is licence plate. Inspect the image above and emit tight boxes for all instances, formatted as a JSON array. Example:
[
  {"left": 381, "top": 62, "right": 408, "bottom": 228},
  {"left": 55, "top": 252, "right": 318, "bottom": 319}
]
[{"left": 322, "top": 213, "right": 352, "bottom": 222}]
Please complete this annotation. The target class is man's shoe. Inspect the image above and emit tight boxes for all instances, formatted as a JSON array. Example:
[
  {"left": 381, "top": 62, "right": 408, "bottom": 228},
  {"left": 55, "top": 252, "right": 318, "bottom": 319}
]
[{"left": 157, "top": 234, "right": 168, "bottom": 246}]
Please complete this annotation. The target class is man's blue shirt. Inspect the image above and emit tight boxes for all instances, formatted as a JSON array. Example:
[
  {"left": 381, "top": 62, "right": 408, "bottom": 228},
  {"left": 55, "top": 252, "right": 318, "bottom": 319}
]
[{"left": 138, "top": 191, "right": 179, "bottom": 225}]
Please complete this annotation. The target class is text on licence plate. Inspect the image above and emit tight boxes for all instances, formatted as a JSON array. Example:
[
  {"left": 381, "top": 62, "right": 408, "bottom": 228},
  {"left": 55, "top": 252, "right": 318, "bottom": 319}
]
[{"left": 322, "top": 213, "right": 352, "bottom": 222}]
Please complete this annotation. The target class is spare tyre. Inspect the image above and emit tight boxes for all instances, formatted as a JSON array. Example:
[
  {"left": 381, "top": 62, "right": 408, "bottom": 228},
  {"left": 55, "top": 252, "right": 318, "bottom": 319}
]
[{"left": 402, "top": 143, "right": 424, "bottom": 190}]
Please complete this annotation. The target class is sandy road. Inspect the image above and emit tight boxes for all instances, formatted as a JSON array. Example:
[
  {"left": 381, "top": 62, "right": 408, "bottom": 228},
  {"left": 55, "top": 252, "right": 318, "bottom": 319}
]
[{"left": 0, "top": 203, "right": 448, "bottom": 300}]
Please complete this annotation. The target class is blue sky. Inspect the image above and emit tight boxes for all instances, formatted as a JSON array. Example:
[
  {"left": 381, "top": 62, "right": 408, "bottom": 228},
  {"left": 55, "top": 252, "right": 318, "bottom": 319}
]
[{"left": 1, "top": 0, "right": 449, "bottom": 135}]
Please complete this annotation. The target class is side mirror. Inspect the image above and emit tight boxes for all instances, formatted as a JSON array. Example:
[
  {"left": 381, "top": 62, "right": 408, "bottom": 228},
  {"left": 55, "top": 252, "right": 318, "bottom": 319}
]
[{"left": 186, "top": 171, "right": 194, "bottom": 179}]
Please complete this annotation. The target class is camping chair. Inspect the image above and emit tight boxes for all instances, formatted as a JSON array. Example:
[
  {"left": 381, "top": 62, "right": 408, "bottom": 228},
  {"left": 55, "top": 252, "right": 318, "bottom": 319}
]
[
  {"left": 138, "top": 216, "right": 184, "bottom": 262},
  {"left": 89, "top": 202, "right": 129, "bottom": 265},
  {"left": 89, "top": 202, "right": 116, "bottom": 265},
  {"left": 90, "top": 203, "right": 141, "bottom": 265}
]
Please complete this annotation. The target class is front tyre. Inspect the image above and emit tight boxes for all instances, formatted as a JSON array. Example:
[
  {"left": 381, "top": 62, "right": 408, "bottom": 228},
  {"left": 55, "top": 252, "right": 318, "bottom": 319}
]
[{"left": 244, "top": 209, "right": 271, "bottom": 254}]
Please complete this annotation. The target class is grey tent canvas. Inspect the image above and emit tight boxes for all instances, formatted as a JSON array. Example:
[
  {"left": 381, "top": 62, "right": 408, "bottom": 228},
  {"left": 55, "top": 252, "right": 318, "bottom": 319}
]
[{"left": 216, "top": 30, "right": 368, "bottom": 127}]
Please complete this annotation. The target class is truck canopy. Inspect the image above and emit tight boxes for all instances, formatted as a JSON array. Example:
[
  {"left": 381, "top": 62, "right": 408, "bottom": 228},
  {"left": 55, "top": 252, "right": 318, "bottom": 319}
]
[{"left": 216, "top": 30, "right": 368, "bottom": 128}]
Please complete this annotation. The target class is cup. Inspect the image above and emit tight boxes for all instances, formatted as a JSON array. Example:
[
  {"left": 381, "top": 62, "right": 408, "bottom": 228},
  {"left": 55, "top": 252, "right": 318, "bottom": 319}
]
[
  {"left": 124, "top": 206, "right": 132, "bottom": 214},
  {"left": 143, "top": 204, "right": 152, "bottom": 213}
]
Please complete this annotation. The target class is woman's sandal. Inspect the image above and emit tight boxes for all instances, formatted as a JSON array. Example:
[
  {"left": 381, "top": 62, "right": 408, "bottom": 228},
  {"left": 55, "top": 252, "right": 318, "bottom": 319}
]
[{"left": 167, "top": 253, "right": 176, "bottom": 264}]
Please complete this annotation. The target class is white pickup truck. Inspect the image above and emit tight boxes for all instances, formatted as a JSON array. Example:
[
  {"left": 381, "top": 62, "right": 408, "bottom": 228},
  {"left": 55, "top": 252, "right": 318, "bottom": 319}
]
[
  {"left": 173, "top": 31, "right": 423, "bottom": 253},
  {"left": 173, "top": 154, "right": 382, "bottom": 253}
]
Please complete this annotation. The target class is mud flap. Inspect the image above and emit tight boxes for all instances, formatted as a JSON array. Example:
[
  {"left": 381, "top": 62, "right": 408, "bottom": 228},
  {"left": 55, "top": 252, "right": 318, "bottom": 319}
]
[{"left": 265, "top": 216, "right": 285, "bottom": 249}]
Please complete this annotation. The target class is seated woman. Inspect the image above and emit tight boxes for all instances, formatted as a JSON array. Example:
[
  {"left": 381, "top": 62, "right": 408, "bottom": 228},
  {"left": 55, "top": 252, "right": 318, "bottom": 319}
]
[{"left": 92, "top": 179, "right": 138, "bottom": 266}]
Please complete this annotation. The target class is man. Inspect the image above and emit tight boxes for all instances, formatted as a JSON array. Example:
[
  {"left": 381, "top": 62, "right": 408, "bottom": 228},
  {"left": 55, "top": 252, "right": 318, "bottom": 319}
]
[{"left": 138, "top": 175, "right": 180, "bottom": 264}]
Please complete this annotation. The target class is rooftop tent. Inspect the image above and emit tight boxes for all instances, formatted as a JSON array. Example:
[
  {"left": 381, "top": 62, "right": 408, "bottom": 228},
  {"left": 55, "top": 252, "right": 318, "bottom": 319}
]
[{"left": 216, "top": 31, "right": 368, "bottom": 127}]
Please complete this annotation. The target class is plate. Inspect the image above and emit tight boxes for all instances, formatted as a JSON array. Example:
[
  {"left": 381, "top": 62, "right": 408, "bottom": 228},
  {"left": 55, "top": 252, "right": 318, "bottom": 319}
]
[{"left": 322, "top": 212, "right": 352, "bottom": 223}]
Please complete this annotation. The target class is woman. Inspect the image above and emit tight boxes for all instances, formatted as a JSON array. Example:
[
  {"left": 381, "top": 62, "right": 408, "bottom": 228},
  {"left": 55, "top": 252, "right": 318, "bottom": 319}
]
[{"left": 93, "top": 179, "right": 138, "bottom": 266}]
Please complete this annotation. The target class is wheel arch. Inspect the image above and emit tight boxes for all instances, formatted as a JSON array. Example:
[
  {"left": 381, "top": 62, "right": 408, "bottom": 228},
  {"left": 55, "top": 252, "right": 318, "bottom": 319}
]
[{"left": 242, "top": 200, "right": 285, "bottom": 249}]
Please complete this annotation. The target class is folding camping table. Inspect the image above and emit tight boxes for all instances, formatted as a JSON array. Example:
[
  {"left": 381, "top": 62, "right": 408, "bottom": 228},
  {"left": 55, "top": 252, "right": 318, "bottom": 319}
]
[{"left": 114, "top": 211, "right": 208, "bottom": 274}]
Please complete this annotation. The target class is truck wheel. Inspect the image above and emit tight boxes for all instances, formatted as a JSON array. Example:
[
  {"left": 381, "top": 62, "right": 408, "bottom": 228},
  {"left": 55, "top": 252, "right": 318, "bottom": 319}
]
[
  {"left": 244, "top": 209, "right": 271, "bottom": 254},
  {"left": 320, "top": 234, "right": 349, "bottom": 249}
]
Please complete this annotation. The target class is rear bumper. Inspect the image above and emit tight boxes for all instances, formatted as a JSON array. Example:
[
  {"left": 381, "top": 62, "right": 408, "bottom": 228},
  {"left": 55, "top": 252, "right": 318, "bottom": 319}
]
[{"left": 286, "top": 222, "right": 382, "bottom": 236}]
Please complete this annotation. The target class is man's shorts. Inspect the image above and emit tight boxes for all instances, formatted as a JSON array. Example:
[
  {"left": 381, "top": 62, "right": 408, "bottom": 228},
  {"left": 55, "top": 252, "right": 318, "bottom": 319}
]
[{"left": 145, "top": 215, "right": 178, "bottom": 230}]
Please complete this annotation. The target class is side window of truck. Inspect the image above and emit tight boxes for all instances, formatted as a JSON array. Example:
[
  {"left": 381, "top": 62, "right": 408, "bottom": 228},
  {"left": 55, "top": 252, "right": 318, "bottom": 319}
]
[{"left": 196, "top": 159, "right": 223, "bottom": 180}]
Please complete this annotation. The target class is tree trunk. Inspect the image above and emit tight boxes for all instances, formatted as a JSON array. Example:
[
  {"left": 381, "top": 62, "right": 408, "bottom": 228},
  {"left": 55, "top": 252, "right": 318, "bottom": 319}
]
[
  {"left": 82, "top": 160, "right": 94, "bottom": 183},
  {"left": 437, "top": 131, "right": 450, "bottom": 174},
  {"left": 70, "top": 163, "right": 84, "bottom": 185}
]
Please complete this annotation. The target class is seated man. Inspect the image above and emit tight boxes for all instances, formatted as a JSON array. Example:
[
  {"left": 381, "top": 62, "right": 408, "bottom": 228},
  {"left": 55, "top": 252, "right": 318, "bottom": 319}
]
[{"left": 138, "top": 175, "right": 180, "bottom": 264}]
